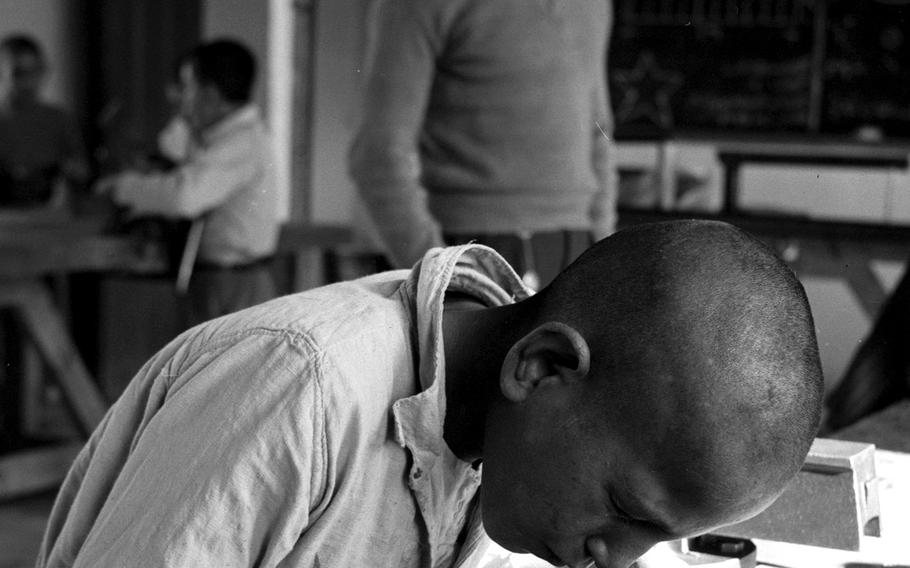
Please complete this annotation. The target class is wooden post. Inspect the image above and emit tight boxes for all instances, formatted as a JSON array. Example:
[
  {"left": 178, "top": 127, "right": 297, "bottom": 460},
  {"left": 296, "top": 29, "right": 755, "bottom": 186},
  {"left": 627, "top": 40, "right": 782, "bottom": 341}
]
[{"left": 0, "top": 282, "right": 108, "bottom": 437}]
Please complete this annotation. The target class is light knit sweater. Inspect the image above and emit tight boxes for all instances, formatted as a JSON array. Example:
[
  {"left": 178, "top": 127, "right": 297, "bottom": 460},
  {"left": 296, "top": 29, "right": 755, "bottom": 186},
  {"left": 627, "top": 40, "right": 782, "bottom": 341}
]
[{"left": 349, "top": 0, "right": 617, "bottom": 267}]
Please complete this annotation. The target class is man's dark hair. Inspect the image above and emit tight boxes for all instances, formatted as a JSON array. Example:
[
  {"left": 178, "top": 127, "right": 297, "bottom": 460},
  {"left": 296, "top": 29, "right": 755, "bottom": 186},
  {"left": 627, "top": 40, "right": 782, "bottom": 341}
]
[
  {"left": 0, "top": 33, "right": 44, "bottom": 60},
  {"left": 187, "top": 39, "right": 256, "bottom": 103}
]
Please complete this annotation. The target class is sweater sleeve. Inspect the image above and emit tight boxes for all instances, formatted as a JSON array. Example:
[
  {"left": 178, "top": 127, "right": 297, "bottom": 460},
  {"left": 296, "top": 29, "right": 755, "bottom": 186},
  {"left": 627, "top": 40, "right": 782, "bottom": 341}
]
[
  {"left": 348, "top": 0, "right": 446, "bottom": 268},
  {"left": 589, "top": 87, "right": 618, "bottom": 241},
  {"left": 111, "top": 129, "right": 259, "bottom": 219},
  {"left": 589, "top": 1, "right": 618, "bottom": 242}
]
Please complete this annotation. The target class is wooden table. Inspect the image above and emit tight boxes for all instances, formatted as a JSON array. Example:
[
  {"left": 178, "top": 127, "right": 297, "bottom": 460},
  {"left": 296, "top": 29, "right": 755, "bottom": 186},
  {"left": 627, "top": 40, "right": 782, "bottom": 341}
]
[
  {"left": 0, "top": 210, "right": 352, "bottom": 498},
  {"left": 0, "top": 210, "right": 167, "bottom": 498}
]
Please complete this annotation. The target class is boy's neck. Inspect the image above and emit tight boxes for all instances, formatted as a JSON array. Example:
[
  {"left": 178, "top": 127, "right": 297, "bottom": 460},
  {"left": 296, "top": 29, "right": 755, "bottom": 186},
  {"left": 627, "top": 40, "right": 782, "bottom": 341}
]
[{"left": 441, "top": 297, "right": 523, "bottom": 461}]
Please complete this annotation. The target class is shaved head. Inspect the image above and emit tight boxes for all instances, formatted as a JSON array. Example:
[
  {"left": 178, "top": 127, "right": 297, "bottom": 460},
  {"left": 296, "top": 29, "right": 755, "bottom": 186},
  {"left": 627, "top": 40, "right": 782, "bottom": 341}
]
[{"left": 536, "top": 220, "right": 823, "bottom": 523}]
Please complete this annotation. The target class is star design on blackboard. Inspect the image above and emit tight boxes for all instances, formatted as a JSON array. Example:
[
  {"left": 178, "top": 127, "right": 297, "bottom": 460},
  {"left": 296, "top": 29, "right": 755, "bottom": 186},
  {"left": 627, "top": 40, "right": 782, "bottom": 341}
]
[{"left": 612, "top": 52, "right": 683, "bottom": 130}]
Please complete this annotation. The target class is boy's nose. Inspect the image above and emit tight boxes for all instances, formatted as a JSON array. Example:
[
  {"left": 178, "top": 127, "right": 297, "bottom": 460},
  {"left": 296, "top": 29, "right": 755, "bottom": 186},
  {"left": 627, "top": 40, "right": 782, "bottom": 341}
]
[{"left": 584, "top": 532, "right": 660, "bottom": 568}]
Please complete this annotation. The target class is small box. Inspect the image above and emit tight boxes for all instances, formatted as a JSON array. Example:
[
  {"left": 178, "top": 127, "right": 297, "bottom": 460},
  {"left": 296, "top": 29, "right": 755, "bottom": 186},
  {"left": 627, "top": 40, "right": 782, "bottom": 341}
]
[{"left": 714, "top": 438, "right": 880, "bottom": 551}]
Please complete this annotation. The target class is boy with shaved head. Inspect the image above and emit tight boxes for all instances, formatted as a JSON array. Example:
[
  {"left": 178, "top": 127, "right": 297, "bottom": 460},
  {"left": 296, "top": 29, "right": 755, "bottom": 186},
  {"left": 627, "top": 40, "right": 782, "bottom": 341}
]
[{"left": 38, "top": 220, "right": 822, "bottom": 568}]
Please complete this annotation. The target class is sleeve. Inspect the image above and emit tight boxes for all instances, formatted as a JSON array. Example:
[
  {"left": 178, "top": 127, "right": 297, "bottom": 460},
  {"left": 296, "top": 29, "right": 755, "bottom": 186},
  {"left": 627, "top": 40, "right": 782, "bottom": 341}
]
[
  {"left": 347, "top": 0, "right": 446, "bottom": 268},
  {"left": 37, "top": 331, "right": 326, "bottom": 568},
  {"left": 156, "top": 115, "right": 194, "bottom": 163},
  {"left": 112, "top": 130, "right": 258, "bottom": 218},
  {"left": 589, "top": 1, "right": 618, "bottom": 242}
]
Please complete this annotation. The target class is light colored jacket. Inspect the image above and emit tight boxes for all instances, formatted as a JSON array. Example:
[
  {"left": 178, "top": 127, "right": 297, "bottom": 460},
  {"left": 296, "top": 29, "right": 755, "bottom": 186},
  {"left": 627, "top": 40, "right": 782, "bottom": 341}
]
[{"left": 37, "top": 245, "right": 530, "bottom": 567}]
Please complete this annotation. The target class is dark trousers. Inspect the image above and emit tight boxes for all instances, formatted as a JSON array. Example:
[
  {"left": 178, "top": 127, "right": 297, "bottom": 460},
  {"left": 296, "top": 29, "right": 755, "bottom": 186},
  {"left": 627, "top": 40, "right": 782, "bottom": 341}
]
[
  {"left": 443, "top": 229, "right": 593, "bottom": 290},
  {"left": 184, "top": 263, "right": 277, "bottom": 328}
]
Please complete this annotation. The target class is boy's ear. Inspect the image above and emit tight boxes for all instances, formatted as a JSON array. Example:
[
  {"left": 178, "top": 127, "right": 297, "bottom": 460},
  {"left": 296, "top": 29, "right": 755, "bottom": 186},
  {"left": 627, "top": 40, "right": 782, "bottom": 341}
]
[{"left": 499, "top": 321, "right": 590, "bottom": 402}]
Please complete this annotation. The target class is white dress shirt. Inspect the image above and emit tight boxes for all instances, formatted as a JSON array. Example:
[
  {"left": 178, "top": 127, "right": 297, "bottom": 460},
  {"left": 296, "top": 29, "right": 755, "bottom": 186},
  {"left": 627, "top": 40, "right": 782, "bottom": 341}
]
[{"left": 113, "top": 104, "right": 279, "bottom": 266}]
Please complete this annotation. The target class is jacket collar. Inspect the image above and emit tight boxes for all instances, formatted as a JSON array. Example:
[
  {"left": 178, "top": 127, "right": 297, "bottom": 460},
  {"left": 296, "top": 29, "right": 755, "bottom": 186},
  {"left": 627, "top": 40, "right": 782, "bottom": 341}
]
[
  {"left": 200, "top": 104, "right": 260, "bottom": 146},
  {"left": 392, "top": 244, "right": 530, "bottom": 566}
]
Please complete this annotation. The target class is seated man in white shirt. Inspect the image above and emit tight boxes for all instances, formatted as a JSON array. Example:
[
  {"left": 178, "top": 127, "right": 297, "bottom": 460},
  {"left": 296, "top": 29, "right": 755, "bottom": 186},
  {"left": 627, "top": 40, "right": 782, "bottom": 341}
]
[
  {"left": 97, "top": 39, "right": 280, "bottom": 326},
  {"left": 37, "top": 220, "right": 823, "bottom": 568}
]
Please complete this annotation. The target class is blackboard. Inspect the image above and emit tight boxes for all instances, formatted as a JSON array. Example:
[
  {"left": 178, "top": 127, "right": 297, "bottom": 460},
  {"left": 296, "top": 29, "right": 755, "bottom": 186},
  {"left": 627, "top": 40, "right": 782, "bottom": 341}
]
[{"left": 608, "top": 0, "right": 910, "bottom": 140}]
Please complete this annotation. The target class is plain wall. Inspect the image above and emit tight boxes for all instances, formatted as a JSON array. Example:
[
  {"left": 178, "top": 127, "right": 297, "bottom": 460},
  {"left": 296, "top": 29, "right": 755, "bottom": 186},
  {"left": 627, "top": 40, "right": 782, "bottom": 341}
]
[
  {"left": 202, "top": 0, "right": 269, "bottom": 110},
  {"left": 309, "top": 0, "right": 369, "bottom": 225},
  {"left": 202, "top": 0, "right": 292, "bottom": 221}
]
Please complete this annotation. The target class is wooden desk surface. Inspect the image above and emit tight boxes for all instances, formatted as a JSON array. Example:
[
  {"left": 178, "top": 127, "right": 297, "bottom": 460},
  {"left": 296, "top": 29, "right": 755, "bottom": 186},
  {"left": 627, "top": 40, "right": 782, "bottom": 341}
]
[
  {"left": 0, "top": 209, "right": 163, "bottom": 278},
  {"left": 0, "top": 209, "right": 352, "bottom": 279},
  {"left": 0, "top": 236, "right": 166, "bottom": 279}
]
